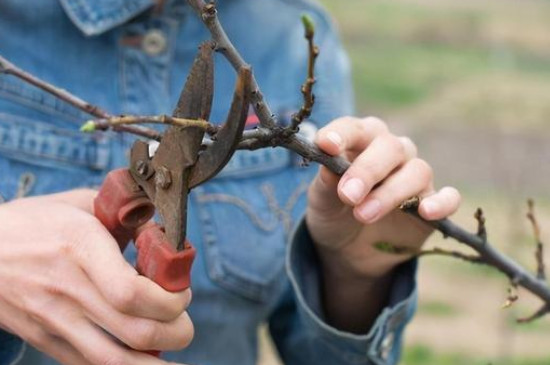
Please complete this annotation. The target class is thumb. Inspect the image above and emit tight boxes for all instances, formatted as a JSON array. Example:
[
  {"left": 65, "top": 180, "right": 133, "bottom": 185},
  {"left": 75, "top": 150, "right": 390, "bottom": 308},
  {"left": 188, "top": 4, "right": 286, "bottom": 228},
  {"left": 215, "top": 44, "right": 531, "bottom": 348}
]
[{"left": 307, "top": 165, "right": 346, "bottom": 216}]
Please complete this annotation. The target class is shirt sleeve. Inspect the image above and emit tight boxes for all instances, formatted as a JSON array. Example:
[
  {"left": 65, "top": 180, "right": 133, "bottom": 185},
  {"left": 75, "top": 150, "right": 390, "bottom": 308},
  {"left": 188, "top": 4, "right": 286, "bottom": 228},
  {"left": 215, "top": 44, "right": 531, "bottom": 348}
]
[{"left": 268, "top": 219, "right": 417, "bottom": 365}]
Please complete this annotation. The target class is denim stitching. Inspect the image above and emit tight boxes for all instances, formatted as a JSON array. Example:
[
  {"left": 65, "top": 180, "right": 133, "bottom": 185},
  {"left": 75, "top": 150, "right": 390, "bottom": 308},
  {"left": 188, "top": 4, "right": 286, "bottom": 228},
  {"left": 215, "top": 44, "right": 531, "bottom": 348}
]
[
  {"left": 261, "top": 182, "right": 309, "bottom": 236},
  {"left": 7, "top": 342, "right": 26, "bottom": 365},
  {"left": 196, "top": 193, "right": 278, "bottom": 232},
  {"left": 60, "top": 0, "right": 153, "bottom": 36},
  {"left": 193, "top": 188, "right": 281, "bottom": 302},
  {"left": 0, "top": 110, "right": 110, "bottom": 171},
  {"left": 0, "top": 87, "right": 84, "bottom": 123},
  {"left": 14, "top": 173, "right": 36, "bottom": 199}
]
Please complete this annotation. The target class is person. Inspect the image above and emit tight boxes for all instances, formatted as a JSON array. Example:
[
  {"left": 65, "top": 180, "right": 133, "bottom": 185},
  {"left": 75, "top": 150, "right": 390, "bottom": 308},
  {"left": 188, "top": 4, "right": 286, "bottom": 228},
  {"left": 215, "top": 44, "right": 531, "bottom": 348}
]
[{"left": 0, "top": 0, "right": 461, "bottom": 364}]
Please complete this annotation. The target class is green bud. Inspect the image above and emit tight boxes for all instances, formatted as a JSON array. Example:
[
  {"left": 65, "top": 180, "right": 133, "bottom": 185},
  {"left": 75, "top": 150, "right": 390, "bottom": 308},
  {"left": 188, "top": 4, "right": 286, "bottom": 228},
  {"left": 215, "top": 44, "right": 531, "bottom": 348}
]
[
  {"left": 301, "top": 14, "right": 315, "bottom": 38},
  {"left": 374, "top": 241, "right": 397, "bottom": 254},
  {"left": 80, "top": 121, "right": 96, "bottom": 133}
]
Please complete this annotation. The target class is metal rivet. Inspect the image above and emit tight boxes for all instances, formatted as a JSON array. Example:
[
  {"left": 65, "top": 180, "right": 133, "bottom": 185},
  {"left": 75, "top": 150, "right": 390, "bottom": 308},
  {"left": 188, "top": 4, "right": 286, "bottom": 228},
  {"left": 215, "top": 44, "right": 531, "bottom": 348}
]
[
  {"left": 142, "top": 30, "right": 167, "bottom": 56},
  {"left": 155, "top": 166, "right": 172, "bottom": 189},
  {"left": 135, "top": 160, "right": 148, "bottom": 176}
]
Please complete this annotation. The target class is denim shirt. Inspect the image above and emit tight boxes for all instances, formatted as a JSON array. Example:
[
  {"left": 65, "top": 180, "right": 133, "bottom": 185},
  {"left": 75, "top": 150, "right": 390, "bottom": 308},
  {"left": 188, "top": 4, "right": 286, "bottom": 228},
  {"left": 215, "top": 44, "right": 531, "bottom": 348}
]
[{"left": 0, "top": 1, "right": 417, "bottom": 364}]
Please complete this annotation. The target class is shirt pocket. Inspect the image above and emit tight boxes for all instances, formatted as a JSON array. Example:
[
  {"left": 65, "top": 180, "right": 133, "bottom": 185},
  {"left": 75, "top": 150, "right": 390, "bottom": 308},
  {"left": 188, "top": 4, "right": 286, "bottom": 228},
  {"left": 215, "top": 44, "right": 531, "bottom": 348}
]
[
  {"left": 0, "top": 78, "right": 111, "bottom": 199},
  {"left": 193, "top": 165, "right": 311, "bottom": 303}
]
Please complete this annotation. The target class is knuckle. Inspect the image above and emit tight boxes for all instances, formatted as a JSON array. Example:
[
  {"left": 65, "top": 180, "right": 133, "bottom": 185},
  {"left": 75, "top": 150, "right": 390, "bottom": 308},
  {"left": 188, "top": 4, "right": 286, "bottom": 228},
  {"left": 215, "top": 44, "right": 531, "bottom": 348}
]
[
  {"left": 127, "top": 320, "right": 158, "bottom": 350},
  {"left": 386, "top": 135, "right": 406, "bottom": 157},
  {"left": 177, "top": 313, "right": 195, "bottom": 349},
  {"left": 57, "top": 219, "right": 97, "bottom": 260},
  {"left": 99, "top": 354, "right": 128, "bottom": 365},
  {"left": 325, "top": 115, "right": 354, "bottom": 131},
  {"left": 362, "top": 116, "right": 389, "bottom": 134},
  {"left": 399, "top": 136, "right": 418, "bottom": 156},
  {"left": 410, "top": 158, "right": 433, "bottom": 182},
  {"left": 110, "top": 282, "right": 138, "bottom": 313}
]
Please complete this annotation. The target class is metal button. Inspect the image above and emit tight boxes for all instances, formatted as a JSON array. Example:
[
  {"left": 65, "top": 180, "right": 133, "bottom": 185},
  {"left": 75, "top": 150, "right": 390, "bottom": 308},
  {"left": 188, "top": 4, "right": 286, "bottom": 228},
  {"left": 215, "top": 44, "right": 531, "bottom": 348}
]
[
  {"left": 380, "top": 332, "right": 395, "bottom": 361},
  {"left": 142, "top": 30, "right": 167, "bottom": 56}
]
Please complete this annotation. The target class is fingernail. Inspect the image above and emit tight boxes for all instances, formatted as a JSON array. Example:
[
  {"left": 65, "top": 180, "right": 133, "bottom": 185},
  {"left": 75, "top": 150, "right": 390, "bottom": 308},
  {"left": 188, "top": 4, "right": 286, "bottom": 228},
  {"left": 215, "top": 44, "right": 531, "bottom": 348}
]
[
  {"left": 341, "top": 178, "right": 365, "bottom": 204},
  {"left": 422, "top": 200, "right": 439, "bottom": 216},
  {"left": 358, "top": 199, "right": 381, "bottom": 223},
  {"left": 326, "top": 131, "right": 343, "bottom": 148}
]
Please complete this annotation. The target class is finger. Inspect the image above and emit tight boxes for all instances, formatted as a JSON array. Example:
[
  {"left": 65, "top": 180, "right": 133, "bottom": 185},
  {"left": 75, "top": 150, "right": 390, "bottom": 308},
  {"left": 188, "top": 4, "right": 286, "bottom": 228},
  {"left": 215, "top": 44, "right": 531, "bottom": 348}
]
[
  {"left": 94, "top": 308, "right": 194, "bottom": 352},
  {"left": 33, "top": 333, "right": 95, "bottom": 365},
  {"left": 0, "top": 297, "right": 94, "bottom": 365},
  {"left": 57, "top": 265, "right": 193, "bottom": 351},
  {"left": 398, "top": 136, "right": 418, "bottom": 160},
  {"left": 38, "top": 297, "right": 180, "bottom": 365},
  {"left": 69, "top": 224, "right": 190, "bottom": 321},
  {"left": 47, "top": 189, "right": 98, "bottom": 213},
  {"left": 353, "top": 158, "right": 433, "bottom": 224},
  {"left": 307, "top": 166, "right": 342, "bottom": 213},
  {"left": 315, "top": 116, "right": 389, "bottom": 156},
  {"left": 338, "top": 134, "right": 407, "bottom": 205},
  {"left": 418, "top": 186, "right": 461, "bottom": 221}
]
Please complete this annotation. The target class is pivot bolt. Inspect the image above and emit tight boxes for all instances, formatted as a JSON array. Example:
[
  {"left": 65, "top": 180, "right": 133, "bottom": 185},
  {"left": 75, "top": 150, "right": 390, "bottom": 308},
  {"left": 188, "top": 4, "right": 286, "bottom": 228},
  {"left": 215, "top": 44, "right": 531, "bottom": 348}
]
[
  {"left": 155, "top": 166, "right": 172, "bottom": 189},
  {"left": 135, "top": 160, "right": 148, "bottom": 176}
]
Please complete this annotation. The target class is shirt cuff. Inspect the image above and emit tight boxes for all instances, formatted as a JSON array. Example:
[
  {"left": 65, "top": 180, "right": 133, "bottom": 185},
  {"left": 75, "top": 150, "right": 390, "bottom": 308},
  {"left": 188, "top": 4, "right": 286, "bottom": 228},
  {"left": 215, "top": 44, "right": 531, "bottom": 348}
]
[{"left": 286, "top": 218, "right": 418, "bottom": 365}]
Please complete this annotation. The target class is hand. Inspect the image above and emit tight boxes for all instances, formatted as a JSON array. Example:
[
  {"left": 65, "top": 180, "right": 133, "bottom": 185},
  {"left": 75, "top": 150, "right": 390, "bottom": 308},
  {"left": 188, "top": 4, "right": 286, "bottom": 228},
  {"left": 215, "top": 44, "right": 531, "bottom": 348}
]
[
  {"left": 0, "top": 190, "right": 192, "bottom": 365},
  {"left": 306, "top": 116, "right": 460, "bottom": 332},
  {"left": 308, "top": 116, "right": 460, "bottom": 278}
]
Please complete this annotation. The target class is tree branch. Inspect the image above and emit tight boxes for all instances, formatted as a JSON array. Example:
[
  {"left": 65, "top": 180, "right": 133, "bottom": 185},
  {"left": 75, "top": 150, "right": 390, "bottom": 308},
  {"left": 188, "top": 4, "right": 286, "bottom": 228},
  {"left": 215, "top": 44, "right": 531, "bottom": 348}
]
[
  {"left": 81, "top": 115, "right": 214, "bottom": 135},
  {"left": 475, "top": 207, "right": 487, "bottom": 241},
  {"left": 517, "top": 305, "right": 550, "bottom": 324},
  {"left": 289, "top": 15, "right": 319, "bottom": 132},
  {"left": 0, "top": 54, "right": 162, "bottom": 141},
  {"left": 527, "top": 199, "right": 546, "bottom": 281}
]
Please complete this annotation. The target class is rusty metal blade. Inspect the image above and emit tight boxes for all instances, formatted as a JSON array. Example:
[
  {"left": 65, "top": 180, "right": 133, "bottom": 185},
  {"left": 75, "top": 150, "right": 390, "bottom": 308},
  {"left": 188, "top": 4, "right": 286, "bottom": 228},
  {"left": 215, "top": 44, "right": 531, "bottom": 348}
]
[
  {"left": 173, "top": 40, "right": 214, "bottom": 120},
  {"left": 131, "top": 41, "right": 216, "bottom": 250},
  {"left": 188, "top": 66, "right": 251, "bottom": 188}
]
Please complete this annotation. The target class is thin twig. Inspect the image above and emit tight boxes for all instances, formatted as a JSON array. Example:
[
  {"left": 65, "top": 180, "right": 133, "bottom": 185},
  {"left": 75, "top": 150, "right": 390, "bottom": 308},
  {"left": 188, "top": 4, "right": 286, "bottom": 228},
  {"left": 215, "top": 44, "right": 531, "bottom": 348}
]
[
  {"left": 417, "top": 247, "right": 485, "bottom": 265},
  {"left": 187, "top": 1, "right": 276, "bottom": 129},
  {"left": 527, "top": 199, "right": 546, "bottom": 281},
  {"left": 82, "top": 115, "right": 214, "bottom": 133},
  {"left": 373, "top": 242, "right": 485, "bottom": 265},
  {"left": 289, "top": 15, "right": 319, "bottom": 132},
  {"left": 475, "top": 208, "right": 487, "bottom": 241},
  {"left": 0, "top": 54, "right": 162, "bottom": 141},
  {"left": 517, "top": 305, "right": 550, "bottom": 324}
]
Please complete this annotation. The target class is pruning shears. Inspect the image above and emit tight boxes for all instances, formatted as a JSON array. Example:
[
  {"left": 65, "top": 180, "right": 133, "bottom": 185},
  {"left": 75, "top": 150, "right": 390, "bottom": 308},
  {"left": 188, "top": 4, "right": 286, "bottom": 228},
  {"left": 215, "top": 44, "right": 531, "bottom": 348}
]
[{"left": 93, "top": 41, "right": 250, "bottom": 355}]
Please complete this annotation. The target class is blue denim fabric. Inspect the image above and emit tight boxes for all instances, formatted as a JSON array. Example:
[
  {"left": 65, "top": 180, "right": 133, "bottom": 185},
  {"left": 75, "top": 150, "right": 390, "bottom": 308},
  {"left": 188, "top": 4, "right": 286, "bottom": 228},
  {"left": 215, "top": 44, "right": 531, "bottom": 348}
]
[{"left": 0, "top": 0, "right": 417, "bottom": 364}]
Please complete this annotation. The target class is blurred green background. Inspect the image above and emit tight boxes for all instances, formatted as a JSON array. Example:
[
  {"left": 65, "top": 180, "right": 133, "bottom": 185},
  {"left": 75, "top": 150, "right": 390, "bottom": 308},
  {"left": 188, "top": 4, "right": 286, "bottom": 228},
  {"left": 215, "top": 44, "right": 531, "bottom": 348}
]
[{"left": 260, "top": 0, "right": 550, "bottom": 364}]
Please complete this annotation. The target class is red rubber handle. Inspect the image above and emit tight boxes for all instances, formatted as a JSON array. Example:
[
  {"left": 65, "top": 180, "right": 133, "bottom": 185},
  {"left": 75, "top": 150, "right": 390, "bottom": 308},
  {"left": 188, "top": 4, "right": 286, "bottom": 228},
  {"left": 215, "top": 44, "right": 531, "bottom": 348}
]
[
  {"left": 94, "top": 169, "right": 196, "bottom": 357},
  {"left": 94, "top": 169, "right": 196, "bottom": 292},
  {"left": 94, "top": 169, "right": 155, "bottom": 250},
  {"left": 135, "top": 224, "right": 196, "bottom": 292}
]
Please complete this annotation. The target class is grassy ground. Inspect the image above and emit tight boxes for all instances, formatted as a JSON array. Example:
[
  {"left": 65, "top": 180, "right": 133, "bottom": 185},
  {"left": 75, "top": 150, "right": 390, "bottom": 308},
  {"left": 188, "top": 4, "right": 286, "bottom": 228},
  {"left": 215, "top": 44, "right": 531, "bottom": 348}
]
[{"left": 260, "top": 0, "right": 550, "bottom": 364}]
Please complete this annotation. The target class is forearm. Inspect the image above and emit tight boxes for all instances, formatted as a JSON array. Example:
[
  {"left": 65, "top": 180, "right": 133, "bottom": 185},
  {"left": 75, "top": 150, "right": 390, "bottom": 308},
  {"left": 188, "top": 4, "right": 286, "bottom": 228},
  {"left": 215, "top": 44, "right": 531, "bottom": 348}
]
[{"left": 318, "top": 248, "right": 395, "bottom": 333}]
